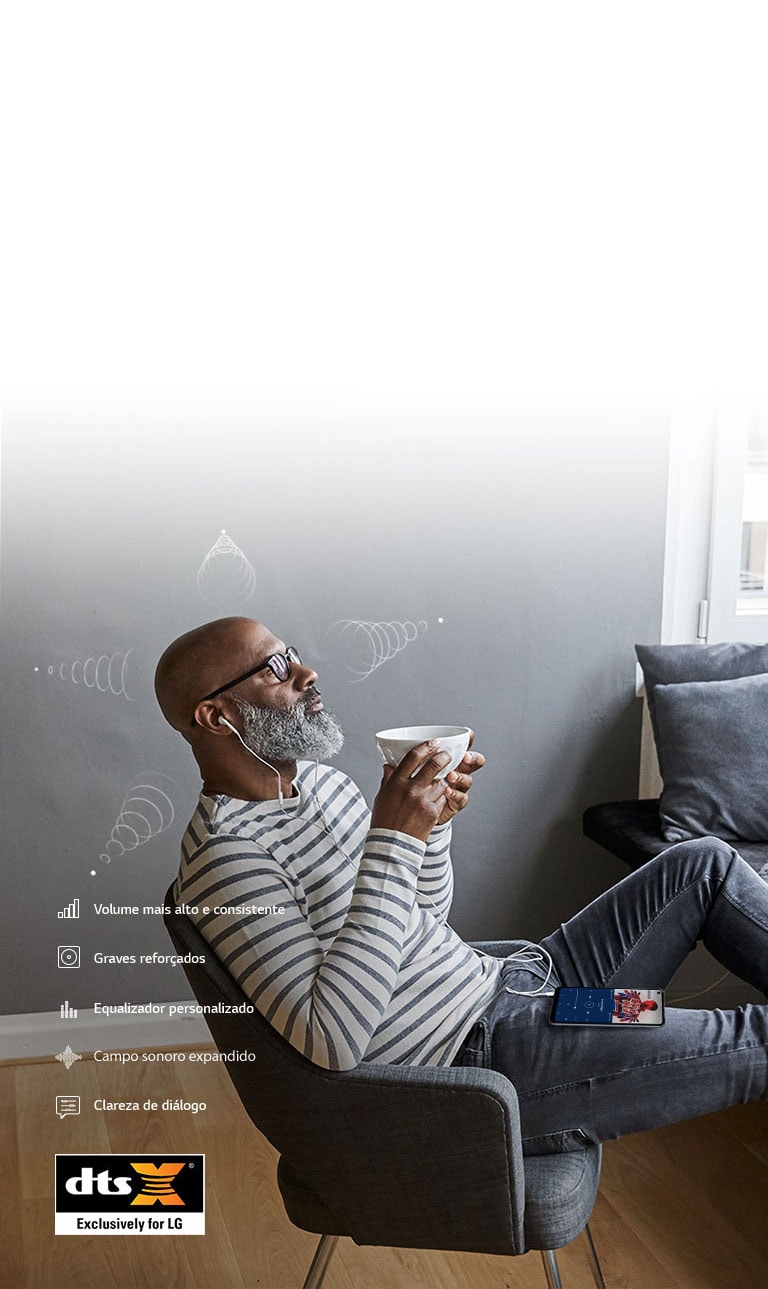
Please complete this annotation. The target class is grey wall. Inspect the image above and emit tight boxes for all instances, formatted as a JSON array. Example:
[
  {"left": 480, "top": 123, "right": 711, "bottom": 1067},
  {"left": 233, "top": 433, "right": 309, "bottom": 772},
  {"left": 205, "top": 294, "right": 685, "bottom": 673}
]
[{"left": 1, "top": 402, "right": 670, "bottom": 1016}]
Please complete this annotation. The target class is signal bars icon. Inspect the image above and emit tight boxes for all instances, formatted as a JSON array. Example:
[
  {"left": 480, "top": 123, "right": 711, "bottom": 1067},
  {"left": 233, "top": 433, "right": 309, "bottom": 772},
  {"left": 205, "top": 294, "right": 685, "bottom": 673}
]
[{"left": 58, "top": 899, "right": 80, "bottom": 919}]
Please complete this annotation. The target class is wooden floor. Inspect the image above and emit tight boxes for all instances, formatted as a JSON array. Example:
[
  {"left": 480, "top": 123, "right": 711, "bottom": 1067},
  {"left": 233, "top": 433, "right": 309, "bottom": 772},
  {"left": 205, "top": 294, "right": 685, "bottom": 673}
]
[{"left": 3, "top": 1050, "right": 768, "bottom": 1289}]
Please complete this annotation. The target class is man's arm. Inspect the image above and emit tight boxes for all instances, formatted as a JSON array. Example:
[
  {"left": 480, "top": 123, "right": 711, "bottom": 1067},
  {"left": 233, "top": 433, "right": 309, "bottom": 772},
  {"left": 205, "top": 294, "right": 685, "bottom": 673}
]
[
  {"left": 417, "top": 740, "right": 486, "bottom": 921},
  {"left": 418, "top": 823, "right": 453, "bottom": 921},
  {"left": 181, "top": 741, "right": 453, "bottom": 1071},
  {"left": 182, "top": 827, "right": 428, "bottom": 1069}
]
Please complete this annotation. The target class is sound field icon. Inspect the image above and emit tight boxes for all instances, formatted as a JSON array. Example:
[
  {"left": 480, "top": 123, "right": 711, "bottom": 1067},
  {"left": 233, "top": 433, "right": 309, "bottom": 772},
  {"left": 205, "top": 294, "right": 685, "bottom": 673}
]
[{"left": 56, "top": 1045, "right": 82, "bottom": 1071}]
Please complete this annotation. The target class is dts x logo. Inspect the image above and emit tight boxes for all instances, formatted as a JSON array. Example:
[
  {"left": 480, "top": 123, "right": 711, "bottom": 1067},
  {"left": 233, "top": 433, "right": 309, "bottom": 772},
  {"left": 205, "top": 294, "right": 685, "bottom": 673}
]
[
  {"left": 55, "top": 1154, "right": 205, "bottom": 1234},
  {"left": 64, "top": 1161, "right": 187, "bottom": 1206}
]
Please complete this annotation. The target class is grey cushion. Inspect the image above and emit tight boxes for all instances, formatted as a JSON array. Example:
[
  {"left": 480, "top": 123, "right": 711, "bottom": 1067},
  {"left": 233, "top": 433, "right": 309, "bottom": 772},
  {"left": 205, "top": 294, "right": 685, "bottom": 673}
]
[
  {"left": 636, "top": 642, "right": 768, "bottom": 781},
  {"left": 279, "top": 1143, "right": 604, "bottom": 1254},
  {"left": 523, "top": 1145, "right": 602, "bottom": 1249},
  {"left": 654, "top": 673, "right": 768, "bottom": 842}
]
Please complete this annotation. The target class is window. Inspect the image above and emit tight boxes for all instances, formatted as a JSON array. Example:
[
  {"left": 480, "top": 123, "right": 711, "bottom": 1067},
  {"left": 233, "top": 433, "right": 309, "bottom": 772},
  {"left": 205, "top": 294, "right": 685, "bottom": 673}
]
[
  {"left": 641, "top": 400, "right": 768, "bottom": 793},
  {"left": 737, "top": 421, "right": 768, "bottom": 611},
  {"left": 707, "top": 400, "right": 768, "bottom": 643}
]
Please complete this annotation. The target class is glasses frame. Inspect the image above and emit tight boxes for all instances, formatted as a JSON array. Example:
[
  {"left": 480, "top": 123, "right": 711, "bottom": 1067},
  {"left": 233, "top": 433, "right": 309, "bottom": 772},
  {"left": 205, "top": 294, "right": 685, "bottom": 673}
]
[{"left": 191, "top": 646, "right": 301, "bottom": 726}]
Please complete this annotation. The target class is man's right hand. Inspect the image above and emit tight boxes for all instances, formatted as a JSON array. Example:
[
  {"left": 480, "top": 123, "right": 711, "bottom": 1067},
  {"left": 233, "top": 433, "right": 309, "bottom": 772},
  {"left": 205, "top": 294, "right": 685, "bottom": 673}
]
[{"left": 370, "top": 741, "right": 452, "bottom": 842}]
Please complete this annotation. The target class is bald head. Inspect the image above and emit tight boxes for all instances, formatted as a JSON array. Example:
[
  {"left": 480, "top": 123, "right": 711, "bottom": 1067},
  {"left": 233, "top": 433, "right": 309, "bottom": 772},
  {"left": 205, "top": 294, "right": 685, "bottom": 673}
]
[{"left": 154, "top": 617, "right": 278, "bottom": 735}]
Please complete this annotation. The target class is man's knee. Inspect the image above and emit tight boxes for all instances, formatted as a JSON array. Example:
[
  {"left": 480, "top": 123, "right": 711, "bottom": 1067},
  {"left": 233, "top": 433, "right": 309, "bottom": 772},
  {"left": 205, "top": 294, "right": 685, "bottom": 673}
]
[{"left": 659, "top": 835, "right": 737, "bottom": 881}]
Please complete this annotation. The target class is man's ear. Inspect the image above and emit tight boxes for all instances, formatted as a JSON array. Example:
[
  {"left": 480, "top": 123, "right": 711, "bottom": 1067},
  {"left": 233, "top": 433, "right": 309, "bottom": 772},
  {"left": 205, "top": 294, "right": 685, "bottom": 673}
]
[{"left": 193, "top": 702, "right": 232, "bottom": 734}]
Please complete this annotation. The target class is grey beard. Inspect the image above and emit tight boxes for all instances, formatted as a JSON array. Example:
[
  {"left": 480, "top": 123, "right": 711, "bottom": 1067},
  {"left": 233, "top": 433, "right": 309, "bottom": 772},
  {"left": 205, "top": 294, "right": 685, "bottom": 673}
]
[{"left": 232, "top": 692, "right": 345, "bottom": 763}]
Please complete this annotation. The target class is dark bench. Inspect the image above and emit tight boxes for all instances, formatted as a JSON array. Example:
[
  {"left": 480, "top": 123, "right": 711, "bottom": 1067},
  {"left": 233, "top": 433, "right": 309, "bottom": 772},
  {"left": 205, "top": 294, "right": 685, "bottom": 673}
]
[{"left": 582, "top": 799, "right": 768, "bottom": 876}]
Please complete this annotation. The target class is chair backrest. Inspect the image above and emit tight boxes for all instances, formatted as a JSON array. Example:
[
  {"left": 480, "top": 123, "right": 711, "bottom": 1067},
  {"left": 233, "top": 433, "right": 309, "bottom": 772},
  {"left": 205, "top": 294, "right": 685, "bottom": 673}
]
[{"left": 163, "top": 885, "right": 527, "bottom": 1254}]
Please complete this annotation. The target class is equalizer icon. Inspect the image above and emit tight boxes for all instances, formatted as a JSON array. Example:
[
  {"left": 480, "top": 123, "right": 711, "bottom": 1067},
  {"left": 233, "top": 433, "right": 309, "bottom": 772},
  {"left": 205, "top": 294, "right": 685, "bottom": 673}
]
[
  {"left": 60, "top": 1001, "right": 78, "bottom": 1020},
  {"left": 58, "top": 899, "right": 80, "bottom": 919}
]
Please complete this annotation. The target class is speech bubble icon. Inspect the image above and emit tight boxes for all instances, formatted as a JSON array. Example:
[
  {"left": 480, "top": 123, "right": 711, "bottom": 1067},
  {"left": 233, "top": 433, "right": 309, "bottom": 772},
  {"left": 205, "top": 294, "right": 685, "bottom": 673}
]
[{"left": 56, "top": 1095, "right": 81, "bottom": 1119}]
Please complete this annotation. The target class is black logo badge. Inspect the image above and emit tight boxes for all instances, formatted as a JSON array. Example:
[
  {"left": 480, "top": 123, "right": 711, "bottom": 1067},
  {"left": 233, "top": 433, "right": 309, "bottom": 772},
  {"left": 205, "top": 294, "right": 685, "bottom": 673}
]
[{"left": 55, "top": 1154, "right": 205, "bottom": 1235}]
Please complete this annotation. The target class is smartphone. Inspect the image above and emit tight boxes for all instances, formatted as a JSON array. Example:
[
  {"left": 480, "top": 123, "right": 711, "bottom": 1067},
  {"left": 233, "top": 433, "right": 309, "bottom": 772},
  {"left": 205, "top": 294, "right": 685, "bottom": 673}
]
[{"left": 550, "top": 987, "right": 665, "bottom": 1026}]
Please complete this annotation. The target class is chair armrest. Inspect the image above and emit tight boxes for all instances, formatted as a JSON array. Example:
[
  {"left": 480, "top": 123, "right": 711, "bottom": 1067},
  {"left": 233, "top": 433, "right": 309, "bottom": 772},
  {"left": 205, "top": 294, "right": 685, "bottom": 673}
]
[
  {"left": 278, "top": 1057, "right": 527, "bottom": 1254},
  {"left": 342, "top": 1054, "right": 520, "bottom": 1119}
]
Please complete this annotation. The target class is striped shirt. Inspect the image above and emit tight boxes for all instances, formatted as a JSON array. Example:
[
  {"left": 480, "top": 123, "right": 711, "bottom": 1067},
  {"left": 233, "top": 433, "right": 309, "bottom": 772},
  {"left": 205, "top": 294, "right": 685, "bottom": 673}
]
[{"left": 174, "top": 761, "right": 502, "bottom": 1069}]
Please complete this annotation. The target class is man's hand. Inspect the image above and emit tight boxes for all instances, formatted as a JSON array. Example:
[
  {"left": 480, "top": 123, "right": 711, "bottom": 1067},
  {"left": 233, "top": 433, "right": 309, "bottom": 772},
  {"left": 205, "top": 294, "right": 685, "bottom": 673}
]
[
  {"left": 436, "top": 731, "right": 485, "bottom": 826},
  {"left": 370, "top": 740, "right": 453, "bottom": 842}
]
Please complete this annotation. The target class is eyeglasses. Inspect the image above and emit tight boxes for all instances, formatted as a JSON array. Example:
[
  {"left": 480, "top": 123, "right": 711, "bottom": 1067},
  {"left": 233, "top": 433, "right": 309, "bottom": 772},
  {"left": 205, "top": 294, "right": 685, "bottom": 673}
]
[{"left": 191, "top": 646, "right": 302, "bottom": 724}]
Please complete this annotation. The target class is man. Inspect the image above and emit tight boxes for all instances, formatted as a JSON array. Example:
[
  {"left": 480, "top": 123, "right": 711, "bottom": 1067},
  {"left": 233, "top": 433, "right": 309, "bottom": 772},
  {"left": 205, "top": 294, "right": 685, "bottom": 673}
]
[{"left": 156, "top": 616, "right": 768, "bottom": 1155}]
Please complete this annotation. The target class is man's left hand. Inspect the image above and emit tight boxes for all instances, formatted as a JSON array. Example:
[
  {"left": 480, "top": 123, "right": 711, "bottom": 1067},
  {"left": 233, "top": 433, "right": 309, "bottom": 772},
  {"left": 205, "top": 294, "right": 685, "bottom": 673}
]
[{"left": 436, "top": 731, "right": 485, "bottom": 825}]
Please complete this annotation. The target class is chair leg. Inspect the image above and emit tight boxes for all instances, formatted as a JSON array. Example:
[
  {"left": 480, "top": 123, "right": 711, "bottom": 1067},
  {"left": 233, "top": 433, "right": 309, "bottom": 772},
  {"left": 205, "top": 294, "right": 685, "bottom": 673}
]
[
  {"left": 540, "top": 1249, "right": 564, "bottom": 1289},
  {"left": 302, "top": 1234, "right": 339, "bottom": 1289},
  {"left": 584, "top": 1223, "right": 607, "bottom": 1289}
]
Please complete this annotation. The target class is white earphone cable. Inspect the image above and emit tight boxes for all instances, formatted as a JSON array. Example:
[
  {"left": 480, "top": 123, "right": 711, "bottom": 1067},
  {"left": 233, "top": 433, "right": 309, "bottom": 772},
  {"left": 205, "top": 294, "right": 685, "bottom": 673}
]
[
  {"left": 217, "top": 716, "right": 287, "bottom": 810},
  {"left": 503, "top": 947, "right": 555, "bottom": 997}
]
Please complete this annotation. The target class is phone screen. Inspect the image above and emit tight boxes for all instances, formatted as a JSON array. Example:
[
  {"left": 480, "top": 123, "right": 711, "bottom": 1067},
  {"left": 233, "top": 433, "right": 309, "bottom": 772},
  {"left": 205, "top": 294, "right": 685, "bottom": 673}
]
[{"left": 550, "top": 987, "right": 665, "bottom": 1025}]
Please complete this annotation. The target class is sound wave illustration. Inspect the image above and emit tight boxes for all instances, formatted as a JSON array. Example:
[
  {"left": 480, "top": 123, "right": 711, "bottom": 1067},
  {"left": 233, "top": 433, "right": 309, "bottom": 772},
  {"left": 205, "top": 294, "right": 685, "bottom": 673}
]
[
  {"left": 197, "top": 530, "right": 257, "bottom": 608},
  {"left": 98, "top": 774, "right": 177, "bottom": 867},
  {"left": 45, "top": 649, "right": 140, "bottom": 701},
  {"left": 333, "top": 619, "right": 429, "bottom": 681}
]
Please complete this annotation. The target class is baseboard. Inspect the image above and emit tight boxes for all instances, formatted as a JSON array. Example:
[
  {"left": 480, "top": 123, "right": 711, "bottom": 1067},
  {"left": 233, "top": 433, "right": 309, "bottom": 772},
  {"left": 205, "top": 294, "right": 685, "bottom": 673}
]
[{"left": 0, "top": 1003, "right": 211, "bottom": 1061}]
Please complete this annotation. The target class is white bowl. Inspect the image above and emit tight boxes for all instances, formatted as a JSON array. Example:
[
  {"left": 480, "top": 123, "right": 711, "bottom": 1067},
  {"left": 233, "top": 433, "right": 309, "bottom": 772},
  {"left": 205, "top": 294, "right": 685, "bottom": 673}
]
[{"left": 375, "top": 725, "right": 471, "bottom": 778}]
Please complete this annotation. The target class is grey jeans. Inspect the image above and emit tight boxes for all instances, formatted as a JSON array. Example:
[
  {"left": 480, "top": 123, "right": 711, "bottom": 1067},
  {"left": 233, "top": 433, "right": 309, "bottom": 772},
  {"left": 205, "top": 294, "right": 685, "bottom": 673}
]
[{"left": 454, "top": 838, "right": 768, "bottom": 1154}]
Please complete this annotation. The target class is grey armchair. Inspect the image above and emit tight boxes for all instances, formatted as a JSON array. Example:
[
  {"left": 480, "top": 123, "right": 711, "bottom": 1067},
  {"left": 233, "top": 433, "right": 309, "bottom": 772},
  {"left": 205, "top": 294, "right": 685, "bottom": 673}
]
[{"left": 164, "top": 891, "right": 606, "bottom": 1289}]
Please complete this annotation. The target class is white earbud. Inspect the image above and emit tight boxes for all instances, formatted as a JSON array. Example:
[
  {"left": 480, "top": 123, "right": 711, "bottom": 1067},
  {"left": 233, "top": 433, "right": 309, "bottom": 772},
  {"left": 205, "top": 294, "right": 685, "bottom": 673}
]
[{"left": 217, "top": 714, "right": 285, "bottom": 808}]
